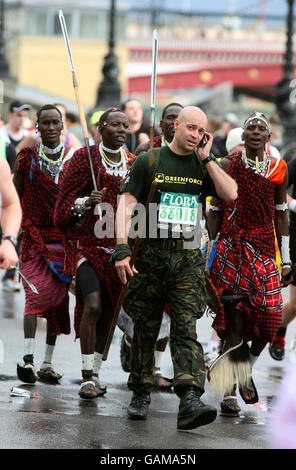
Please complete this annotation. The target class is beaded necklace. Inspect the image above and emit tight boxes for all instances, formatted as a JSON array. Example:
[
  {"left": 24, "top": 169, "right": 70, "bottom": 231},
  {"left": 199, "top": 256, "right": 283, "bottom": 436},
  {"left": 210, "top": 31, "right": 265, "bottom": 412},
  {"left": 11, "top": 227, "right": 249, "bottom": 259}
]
[
  {"left": 241, "top": 150, "right": 270, "bottom": 177},
  {"left": 98, "top": 142, "right": 127, "bottom": 177},
  {"left": 42, "top": 142, "right": 64, "bottom": 155},
  {"left": 38, "top": 142, "right": 65, "bottom": 178}
]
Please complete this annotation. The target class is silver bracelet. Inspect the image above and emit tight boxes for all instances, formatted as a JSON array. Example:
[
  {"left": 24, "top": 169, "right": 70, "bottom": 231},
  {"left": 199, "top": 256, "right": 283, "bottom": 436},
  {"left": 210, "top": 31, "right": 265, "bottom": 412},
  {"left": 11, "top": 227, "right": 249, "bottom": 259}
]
[
  {"left": 209, "top": 204, "right": 222, "bottom": 212},
  {"left": 275, "top": 202, "right": 288, "bottom": 211},
  {"left": 71, "top": 197, "right": 90, "bottom": 217},
  {"left": 282, "top": 263, "right": 292, "bottom": 268}
]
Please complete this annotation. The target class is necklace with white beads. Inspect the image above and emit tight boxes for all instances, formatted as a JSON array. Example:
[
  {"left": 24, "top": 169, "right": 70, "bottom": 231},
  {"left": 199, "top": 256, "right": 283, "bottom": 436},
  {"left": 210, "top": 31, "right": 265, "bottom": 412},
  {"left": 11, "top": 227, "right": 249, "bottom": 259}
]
[
  {"left": 241, "top": 150, "right": 270, "bottom": 177},
  {"left": 98, "top": 142, "right": 127, "bottom": 177}
]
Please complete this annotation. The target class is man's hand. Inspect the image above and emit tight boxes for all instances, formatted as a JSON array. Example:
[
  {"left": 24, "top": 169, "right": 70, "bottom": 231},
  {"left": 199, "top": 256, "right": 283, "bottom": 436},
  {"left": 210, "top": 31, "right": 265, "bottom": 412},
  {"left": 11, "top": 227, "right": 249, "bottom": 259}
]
[
  {"left": 115, "top": 256, "right": 138, "bottom": 285},
  {"left": 281, "top": 266, "right": 294, "bottom": 288},
  {"left": 196, "top": 132, "right": 214, "bottom": 160},
  {"left": 85, "top": 188, "right": 106, "bottom": 208},
  {"left": 0, "top": 239, "right": 18, "bottom": 270}
]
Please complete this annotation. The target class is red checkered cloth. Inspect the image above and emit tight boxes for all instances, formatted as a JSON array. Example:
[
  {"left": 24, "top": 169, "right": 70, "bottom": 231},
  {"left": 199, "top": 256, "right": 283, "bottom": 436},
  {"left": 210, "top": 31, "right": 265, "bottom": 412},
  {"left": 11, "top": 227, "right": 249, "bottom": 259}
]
[
  {"left": 210, "top": 153, "right": 284, "bottom": 343},
  {"left": 54, "top": 144, "right": 135, "bottom": 338},
  {"left": 216, "top": 154, "right": 278, "bottom": 262},
  {"left": 153, "top": 135, "right": 162, "bottom": 147},
  {"left": 16, "top": 145, "right": 74, "bottom": 334},
  {"left": 210, "top": 238, "right": 282, "bottom": 342}
]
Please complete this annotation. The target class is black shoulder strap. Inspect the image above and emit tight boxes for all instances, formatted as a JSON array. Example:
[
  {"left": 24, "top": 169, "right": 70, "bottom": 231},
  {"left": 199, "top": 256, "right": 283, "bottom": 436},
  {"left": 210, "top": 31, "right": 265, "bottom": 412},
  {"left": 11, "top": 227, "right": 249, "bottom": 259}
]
[
  {"left": 145, "top": 147, "right": 161, "bottom": 187},
  {"left": 193, "top": 149, "right": 207, "bottom": 178}
]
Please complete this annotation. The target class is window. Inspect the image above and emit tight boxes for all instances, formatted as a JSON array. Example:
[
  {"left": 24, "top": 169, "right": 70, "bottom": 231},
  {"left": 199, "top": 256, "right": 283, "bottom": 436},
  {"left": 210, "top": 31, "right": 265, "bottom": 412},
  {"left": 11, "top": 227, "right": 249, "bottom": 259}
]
[
  {"left": 53, "top": 12, "right": 72, "bottom": 36},
  {"left": 23, "top": 10, "right": 47, "bottom": 36},
  {"left": 80, "top": 14, "right": 99, "bottom": 38}
]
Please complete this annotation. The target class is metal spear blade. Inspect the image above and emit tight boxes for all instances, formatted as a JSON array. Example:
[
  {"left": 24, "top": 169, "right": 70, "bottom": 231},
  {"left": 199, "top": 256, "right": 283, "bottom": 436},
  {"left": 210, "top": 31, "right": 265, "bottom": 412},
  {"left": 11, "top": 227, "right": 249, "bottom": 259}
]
[
  {"left": 59, "top": 10, "right": 75, "bottom": 72},
  {"left": 19, "top": 271, "right": 39, "bottom": 295}
]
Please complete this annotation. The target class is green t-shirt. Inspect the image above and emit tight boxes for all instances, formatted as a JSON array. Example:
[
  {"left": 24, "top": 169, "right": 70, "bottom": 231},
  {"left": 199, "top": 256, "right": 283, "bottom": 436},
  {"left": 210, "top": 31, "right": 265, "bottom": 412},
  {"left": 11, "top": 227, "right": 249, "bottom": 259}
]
[{"left": 121, "top": 146, "right": 218, "bottom": 241}]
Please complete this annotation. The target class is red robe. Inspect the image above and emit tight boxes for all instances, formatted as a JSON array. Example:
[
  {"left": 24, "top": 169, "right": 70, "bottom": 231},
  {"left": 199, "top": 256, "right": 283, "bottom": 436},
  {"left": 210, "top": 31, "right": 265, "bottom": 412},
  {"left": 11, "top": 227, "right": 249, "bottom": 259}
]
[
  {"left": 54, "top": 144, "right": 135, "bottom": 338},
  {"left": 17, "top": 144, "right": 75, "bottom": 335},
  {"left": 210, "top": 153, "right": 286, "bottom": 342}
]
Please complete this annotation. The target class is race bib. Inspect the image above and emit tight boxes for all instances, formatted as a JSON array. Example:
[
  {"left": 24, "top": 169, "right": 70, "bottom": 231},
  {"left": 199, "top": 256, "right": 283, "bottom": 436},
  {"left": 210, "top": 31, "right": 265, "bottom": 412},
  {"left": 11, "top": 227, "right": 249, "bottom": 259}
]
[{"left": 158, "top": 192, "right": 199, "bottom": 229}]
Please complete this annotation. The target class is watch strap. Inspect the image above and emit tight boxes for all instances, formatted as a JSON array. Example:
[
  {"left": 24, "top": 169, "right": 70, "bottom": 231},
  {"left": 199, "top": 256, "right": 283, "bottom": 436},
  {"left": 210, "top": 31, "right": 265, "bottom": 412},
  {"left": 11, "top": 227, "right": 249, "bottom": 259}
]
[
  {"left": 2, "top": 236, "right": 18, "bottom": 249},
  {"left": 202, "top": 155, "right": 215, "bottom": 165}
]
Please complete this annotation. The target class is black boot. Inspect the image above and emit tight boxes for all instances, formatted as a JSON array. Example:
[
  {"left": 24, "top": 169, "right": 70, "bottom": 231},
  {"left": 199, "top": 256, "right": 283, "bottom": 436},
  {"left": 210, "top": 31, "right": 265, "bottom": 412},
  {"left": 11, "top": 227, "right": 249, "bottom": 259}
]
[
  {"left": 177, "top": 386, "right": 217, "bottom": 430},
  {"left": 17, "top": 355, "right": 37, "bottom": 384},
  {"left": 127, "top": 392, "right": 151, "bottom": 420}
]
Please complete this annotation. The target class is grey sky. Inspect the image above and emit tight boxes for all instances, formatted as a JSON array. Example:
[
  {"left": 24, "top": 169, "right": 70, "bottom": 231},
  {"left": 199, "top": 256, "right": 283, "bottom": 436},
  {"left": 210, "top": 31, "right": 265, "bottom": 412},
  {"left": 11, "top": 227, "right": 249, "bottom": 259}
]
[{"left": 128, "top": 0, "right": 289, "bottom": 16}]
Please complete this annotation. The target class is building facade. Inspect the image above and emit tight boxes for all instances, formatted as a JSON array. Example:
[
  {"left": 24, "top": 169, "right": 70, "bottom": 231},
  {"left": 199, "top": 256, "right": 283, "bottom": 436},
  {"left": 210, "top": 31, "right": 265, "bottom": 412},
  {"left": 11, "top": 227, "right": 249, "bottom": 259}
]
[{"left": 3, "top": 0, "right": 129, "bottom": 109}]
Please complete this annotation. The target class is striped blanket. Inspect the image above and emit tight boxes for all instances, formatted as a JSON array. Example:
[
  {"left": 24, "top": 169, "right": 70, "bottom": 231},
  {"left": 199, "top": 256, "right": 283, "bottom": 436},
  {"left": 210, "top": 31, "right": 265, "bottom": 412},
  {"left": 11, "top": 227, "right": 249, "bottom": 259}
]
[{"left": 20, "top": 243, "right": 71, "bottom": 335}]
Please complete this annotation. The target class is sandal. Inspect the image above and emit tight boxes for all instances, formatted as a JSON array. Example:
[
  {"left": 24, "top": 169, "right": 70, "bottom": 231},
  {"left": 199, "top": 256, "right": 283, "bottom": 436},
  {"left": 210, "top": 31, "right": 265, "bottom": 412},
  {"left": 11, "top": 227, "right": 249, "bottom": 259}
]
[
  {"left": 37, "top": 365, "right": 62, "bottom": 384},
  {"left": 79, "top": 380, "right": 105, "bottom": 399},
  {"left": 239, "top": 376, "right": 259, "bottom": 404},
  {"left": 154, "top": 373, "right": 173, "bottom": 391},
  {"left": 17, "top": 363, "right": 38, "bottom": 384},
  {"left": 220, "top": 396, "right": 241, "bottom": 415},
  {"left": 92, "top": 374, "right": 107, "bottom": 395}
]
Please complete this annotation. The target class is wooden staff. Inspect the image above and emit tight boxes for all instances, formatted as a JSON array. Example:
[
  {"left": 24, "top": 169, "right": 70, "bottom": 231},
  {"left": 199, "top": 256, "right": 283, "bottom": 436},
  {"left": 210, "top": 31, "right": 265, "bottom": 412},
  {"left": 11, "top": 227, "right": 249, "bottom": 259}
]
[
  {"left": 203, "top": 235, "right": 223, "bottom": 314},
  {"left": 150, "top": 29, "right": 158, "bottom": 149},
  {"left": 59, "top": 11, "right": 101, "bottom": 216},
  {"left": 102, "top": 180, "right": 158, "bottom": 361}
]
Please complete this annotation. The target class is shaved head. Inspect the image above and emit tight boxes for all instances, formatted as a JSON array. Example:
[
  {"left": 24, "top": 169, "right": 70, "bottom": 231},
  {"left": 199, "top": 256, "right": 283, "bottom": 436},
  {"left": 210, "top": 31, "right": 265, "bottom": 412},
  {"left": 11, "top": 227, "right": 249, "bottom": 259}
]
[
  {"left": 170, "top": 106, "right": 209, "bottom": 155},
  {"left": 178, "top": 106, "right": 207, "bottom": 126}
]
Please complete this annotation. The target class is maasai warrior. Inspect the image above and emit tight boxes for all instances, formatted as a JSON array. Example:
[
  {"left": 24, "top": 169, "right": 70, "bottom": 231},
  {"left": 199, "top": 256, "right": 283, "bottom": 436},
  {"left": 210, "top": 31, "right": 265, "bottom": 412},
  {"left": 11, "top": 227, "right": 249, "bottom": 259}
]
[
  {"left": 121, "top": 102, "right": 184, "bottom": 391},
  {"left": 208, "top": 112, "right": 292, "bottom": 415},
  {"left": 13, "top": 104, "right": 76, "bottom": 384},
  {"left": 113, "top": 106, "right": 237, "bottom": 428},
  {"left": 134, "top": 102, "right": 184, "bottom": 156},
  {"left": 54, "top": 108, "right": 135, "bottom": 399}
]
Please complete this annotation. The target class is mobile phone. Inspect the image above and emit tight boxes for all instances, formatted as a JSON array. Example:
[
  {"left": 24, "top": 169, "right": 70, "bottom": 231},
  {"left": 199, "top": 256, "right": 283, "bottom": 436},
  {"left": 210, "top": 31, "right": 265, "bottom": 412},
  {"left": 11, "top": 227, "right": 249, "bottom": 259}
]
[{"left": 199, "top": 135, "right": 208, "bottom": 148}]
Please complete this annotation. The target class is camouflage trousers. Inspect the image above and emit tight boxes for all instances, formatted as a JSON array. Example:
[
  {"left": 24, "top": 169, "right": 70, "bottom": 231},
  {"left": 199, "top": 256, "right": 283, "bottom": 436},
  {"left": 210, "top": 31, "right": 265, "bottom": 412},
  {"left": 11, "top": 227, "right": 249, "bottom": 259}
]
[{"left": 123, "top": 240, "right": 207, "bottom": 397}]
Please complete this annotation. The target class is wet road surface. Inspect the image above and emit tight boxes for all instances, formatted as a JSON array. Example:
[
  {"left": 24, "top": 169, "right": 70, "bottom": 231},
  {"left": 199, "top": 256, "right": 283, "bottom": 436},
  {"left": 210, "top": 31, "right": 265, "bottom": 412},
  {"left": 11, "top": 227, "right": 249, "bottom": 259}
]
[{"left": 0, "top": 285, "right": 294, "bottom": 450}]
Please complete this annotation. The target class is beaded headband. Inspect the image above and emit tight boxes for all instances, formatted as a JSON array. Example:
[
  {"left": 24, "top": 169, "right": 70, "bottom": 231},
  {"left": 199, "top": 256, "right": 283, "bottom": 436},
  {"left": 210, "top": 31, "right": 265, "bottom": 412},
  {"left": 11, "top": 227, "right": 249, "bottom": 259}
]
[
  {"left": 101, "top": 108, "right": 121, "bottom": 127},
  {"left": 243, "top": 112, "right": 271, "bottom": 133}
]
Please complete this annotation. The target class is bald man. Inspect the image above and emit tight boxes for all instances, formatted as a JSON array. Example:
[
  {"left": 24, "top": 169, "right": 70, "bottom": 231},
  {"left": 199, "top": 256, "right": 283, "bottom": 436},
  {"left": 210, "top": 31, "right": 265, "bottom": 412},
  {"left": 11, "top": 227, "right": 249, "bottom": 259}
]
[{"left": 112, "top": 106, "right": 237, "bottom": 429}]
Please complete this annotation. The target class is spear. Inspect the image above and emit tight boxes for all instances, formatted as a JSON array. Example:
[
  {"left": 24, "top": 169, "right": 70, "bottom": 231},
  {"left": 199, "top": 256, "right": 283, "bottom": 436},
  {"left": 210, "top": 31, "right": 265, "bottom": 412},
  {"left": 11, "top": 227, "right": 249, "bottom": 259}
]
[
  {"left": 59, "top": 10, "right": 101, "bottom": 216},
  {"left": 150, "top": 29, "right": 158, "bottom": 149},
  {"left": 102, "top": 180, "right": 158, "bottom": 361}
]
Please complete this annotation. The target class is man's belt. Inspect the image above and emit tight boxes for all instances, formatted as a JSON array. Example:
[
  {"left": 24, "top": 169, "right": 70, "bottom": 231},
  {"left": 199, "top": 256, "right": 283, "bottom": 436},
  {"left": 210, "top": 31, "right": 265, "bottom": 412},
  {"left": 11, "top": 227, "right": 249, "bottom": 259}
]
[
  {"left": 140, "top": 238, "right": 190, "bottom": 250},
  {"left": 220, "top": 294, "right": 249, "bottom": 304}
]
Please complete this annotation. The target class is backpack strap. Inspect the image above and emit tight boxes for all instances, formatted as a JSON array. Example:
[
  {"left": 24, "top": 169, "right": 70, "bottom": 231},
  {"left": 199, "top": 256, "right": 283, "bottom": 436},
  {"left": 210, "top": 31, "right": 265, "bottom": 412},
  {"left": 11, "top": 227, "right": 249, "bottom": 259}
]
[
  {"left": 193, "top": 149, "right": 207, "bottom": 178},
  {"left": 145, "top": 147, "right": 161, "bottom": 187}
]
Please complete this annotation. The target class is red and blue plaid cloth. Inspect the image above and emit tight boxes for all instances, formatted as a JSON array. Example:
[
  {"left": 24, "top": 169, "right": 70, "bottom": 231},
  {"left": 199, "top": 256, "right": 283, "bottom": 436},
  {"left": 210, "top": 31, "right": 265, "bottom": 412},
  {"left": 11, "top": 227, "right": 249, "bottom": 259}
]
[{"left": 211, "top": 238, "right": 282, "bottom": 342}]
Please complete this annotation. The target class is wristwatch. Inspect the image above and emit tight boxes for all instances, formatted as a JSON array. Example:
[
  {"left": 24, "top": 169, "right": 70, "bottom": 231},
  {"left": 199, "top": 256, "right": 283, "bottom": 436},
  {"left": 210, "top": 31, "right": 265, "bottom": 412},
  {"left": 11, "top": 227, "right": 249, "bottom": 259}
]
[
  {"left": 2, "top": 235, "right": 18, "bottom": 249},
  {"left": 202, "top": 155, "right": 216, "bottom": 165}
]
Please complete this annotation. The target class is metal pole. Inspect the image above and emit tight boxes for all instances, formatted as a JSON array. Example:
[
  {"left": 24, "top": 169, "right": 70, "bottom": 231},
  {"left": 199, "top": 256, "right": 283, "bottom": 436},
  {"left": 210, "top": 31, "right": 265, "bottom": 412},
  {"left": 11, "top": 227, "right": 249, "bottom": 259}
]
[
  {"left": 0, "top": 0, "right": 10, "bottom": 77},
  {"left": 275, "top": 0, "right": 296, "bottom": 148},
  {"left": 96, "top": 0, "right": 121, "bottom": 108}
]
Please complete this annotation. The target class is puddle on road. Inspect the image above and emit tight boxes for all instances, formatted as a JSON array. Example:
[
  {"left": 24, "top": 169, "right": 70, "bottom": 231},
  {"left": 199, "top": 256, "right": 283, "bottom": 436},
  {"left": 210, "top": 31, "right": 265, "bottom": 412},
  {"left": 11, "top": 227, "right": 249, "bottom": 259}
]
[
  {"left": 9, "top": 394, "right": 125, "bottom": 417},
  {"left": 219, "top": 396, "right": 273, "bottom": 425},
  {"left": 0, "top": 375, "right": 17, "bottom": 381}
]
